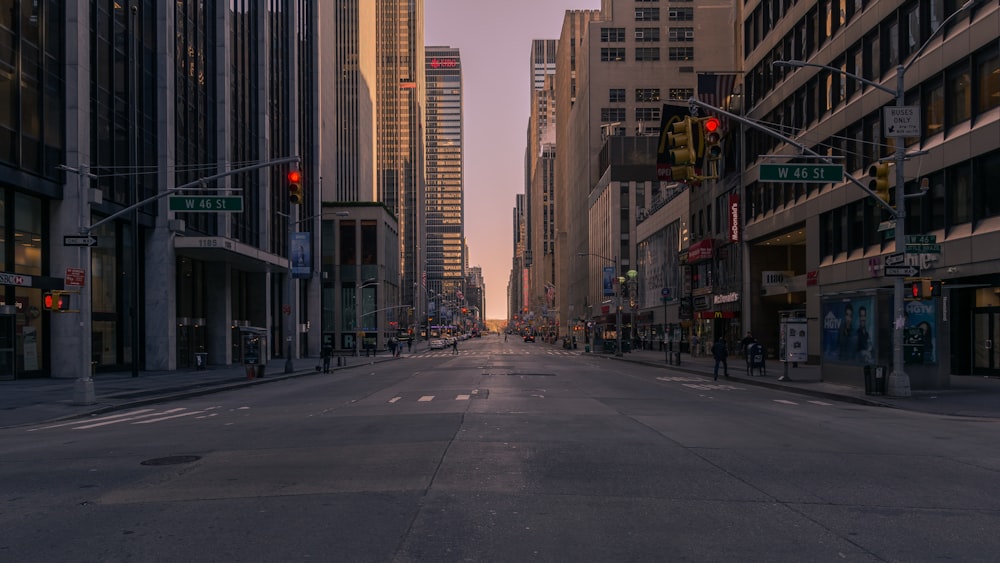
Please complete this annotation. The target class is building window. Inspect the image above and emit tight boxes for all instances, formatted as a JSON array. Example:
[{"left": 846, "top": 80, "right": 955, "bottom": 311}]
[
  {"left": 668, "top": 8, "right": 694, "bottom": 21},
  {"left": 946, "top": 62, "right": 971, "bottom": 128},
  {"left": 601, "top": 27, "right": 626, "bottom": 42},
  {"left": 635, "top": 88, "right": 661, "bottom": 102},
  {"left": 601, "top": 47, "right": 626, "bottom": 62},
  {"left": 635, "top": 8, "right": 660, "bottom": 21},
  {"left": 610, "top": 88, "right": 626, "bottom": 103},
  {"left": 635, "top": 27, "right": 660, "bottom": 42},
  {"left": 668, "top": 88, "right": 694, "bottom": 100},
  {"left": 974, "top": 47, "right": 999, "bottom": 114},
  {"left": 636, "top": 48, "right": 661, "bottom": 62},
  {"left": 668, "top": 27, "right": 694, "bottom": 42},
  {"left": 923, "top": 77, "right": 945, "bottom": 137},
  {"left": 668, "top": 47, "right": 693, "bottom": 61},
  {"left": 600, "top": 108, "right": 627, "bottom": 122},
  {"left": 635, "top": 107, "right": 661, "bottom": 122}
]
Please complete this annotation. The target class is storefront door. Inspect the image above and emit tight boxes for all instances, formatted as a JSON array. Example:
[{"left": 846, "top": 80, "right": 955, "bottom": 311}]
[
  {"left": 973, "top": 307, "right": 1000, "bottom": 375},
  {"left": 0, "top": 314, "right": 14, "bottom": 380}
]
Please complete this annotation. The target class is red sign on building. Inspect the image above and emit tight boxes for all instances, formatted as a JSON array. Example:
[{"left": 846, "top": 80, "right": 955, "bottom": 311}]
[
  {"left": 65, "top": 267, "right": 86, "bottom": 287},
  {"left": 729, "top": 193, "right": 740, "bottom": 242},
  {"left": 687, "top": 239, "right": 715, "bottom": 263}
]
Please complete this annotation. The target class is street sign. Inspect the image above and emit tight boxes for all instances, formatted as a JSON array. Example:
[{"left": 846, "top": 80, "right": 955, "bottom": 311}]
[
  {"left": 906, "top": 244, "right": 941, "bottom": 253},
  {"left": 884, "top": 106, "right": 920, "bottom": 137},
  {"left": 0, "top": 272, "right": 32, "bottom": 287},
  {"left": 63, "top": 236, "right": 98, "bottom": 247},
  {"left": 661, "top": 287, "right": 672, "bottom": 300},
  {"left": 885, "top": 265, "right": 920, "bottom": 277},
  {"left": 168, "top": 196, "right": 244, "bottom": 212},
  {"left": 906, "top": 235, "right": 936, "bottom": 244},
  {"left": 759, "top": 163, "right": 844, "bottom": 183},
  {"left": 885, "top": 252, "right": 906, "bottom": 267},
  {"left": 877, "top": 220, "right": 896, "bottom": 232},
  {"left": 65, "top": 267, "right": 86, "bottom": 287}
]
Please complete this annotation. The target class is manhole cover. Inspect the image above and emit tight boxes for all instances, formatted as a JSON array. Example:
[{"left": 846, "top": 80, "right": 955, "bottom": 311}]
[{"left": 140, "top": 455, "right": 201, "bottom": 466}]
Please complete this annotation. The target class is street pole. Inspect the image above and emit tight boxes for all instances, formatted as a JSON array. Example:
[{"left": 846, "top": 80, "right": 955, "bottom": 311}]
[
  {"left": 615, "top": 256, "right": 622, "bottom": 357},
  {"left": 888, "top": 65, "right": 910, "bottom": 397},
  {"left": 285, "top": 203, "right": 296, "bottom": 373}
]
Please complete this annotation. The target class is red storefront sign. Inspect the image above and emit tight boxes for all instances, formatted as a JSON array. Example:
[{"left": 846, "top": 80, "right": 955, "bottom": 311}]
[{"left": 687, "top": 239, "right": 715, "bottom": 263}]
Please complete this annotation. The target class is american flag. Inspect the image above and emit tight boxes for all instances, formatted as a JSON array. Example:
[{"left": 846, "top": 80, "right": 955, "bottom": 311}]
[{"left": 697, "top": 73, "right": 738, "bottom": 131}]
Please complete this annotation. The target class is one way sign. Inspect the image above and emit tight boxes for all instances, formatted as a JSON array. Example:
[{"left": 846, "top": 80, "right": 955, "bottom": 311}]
[
  {"left": 63, "top": 236, "right": 98, "bottom": 247},
  {"left": 885, "top": 265, "right": 919, "bottom": 277}
]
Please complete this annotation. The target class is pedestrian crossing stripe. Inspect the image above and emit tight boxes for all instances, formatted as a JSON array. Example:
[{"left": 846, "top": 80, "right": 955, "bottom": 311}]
[
  {"left": 386, "top": 393, "right": 477, "bottom": 404},
  {"left": 28, "top": 405, "right": 224, "bottom": 432}
]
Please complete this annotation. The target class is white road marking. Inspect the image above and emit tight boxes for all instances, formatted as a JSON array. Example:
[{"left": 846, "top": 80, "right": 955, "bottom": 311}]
[
  {"left": 133, "top": 410, "right": 206, "bottom": 424},
  {"left": 28, "top": 409, "right": 155, "bottom": 431},
  {"left": 388, "top": 396, "right": 402, "bottom": 403},
  {"left": 418, "top": 395, "right": 435, "bottom": 402},
  {"left": 682, "top": 384, "right": 741, "bottom": 391},
  {"left": 773, "top": 399, "right": 798, "bottom": 405},
  {"left": 455, "top": 394, "right": 471, "bottom": 401},
  {"left": 73, "top": 408, "right": 187, "bottom": 429},
  {"left": 808, "top": 400, "right": 833, "bottom": 406}
]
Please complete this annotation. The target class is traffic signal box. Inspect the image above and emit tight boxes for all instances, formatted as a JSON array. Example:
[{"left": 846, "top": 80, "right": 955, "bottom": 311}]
[
  {"left": 868, "top": 162, "right": 891, "bottom": 203},
  {"left": 287, "top": 170, "right": 303, "bottom": 204},
  {"left": 665, "top": 116, "right": 703, "bottom": 182},
  {"left": 908, "top": 279, "right": 941, "bottom": 300},
  {"left": 42, "top": 291, "right": 72, "bottom": 312},
  {"left": 700, "top": 116, "right": 723, "bottom": 180}
]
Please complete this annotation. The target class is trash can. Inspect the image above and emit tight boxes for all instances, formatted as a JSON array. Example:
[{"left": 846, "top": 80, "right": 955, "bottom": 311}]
[
  {"left": 873, "top": 365, "right": 886, "bottom": 395},
  {"left": 584, "top": 344, "right": 591, "bottom": 353},
  {"left": 195, "top": 352, "right": 207, "bottom": 370}
]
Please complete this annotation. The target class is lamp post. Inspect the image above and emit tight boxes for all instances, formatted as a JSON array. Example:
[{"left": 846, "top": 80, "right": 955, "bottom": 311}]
[
  {"left": 626, "top": 269, "right": 638, "bottom": 352},
  {"left": 355, "top": 278, "right": 378, "bottom": 357},
  {"left": 578, "top": 252, "right": 622, "bottom": 357},
  {"left": 770, "top": 0, "right": 979, "bottom": 397}
]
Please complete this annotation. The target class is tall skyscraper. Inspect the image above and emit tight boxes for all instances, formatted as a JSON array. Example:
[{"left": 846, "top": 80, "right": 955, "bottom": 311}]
[
  {"left": 377, "top": 0, "right": 425, "bottom": 327},
  {"left": 424, "top": 46, "right": 466, "bottom": 315}
]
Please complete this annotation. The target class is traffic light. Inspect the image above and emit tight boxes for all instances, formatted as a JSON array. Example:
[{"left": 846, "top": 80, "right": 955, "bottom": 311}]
[
  {"left": 665, "top": 116, "right": 702, "bottom": 181},
  {"left": 43, "top": 291, "right": 70, "bottom": 312},
  {"left": 702, "top": 116, "right": 722, "bottom": 160},
  {"left": 868, "top": 162, "right": 891, "bottom": 203},
  {"left": 909, "top": 282, "right": 920, "bottom": 299},
  {"left": 930, "top": 280, "right": 942, "bottom": 297},
  {"left": 908, "top": 279, "right": 935, "bottom": 299},
  {"left": 287, "top": 170, "right": 303, "bottom": 204}
]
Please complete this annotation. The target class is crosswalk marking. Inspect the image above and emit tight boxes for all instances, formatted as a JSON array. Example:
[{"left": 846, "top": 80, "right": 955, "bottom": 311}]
[
  {"left": 808, "top": 400, "right": 833, "bottom": 406},
  {"left": 455, "top": 394, "right": 471, "bottom": 401},
  {"left": 28, "top": 409, "right": 156, "bottom": 432},
  {"left": 388, "top": 396, "right": 402, "bottom": 404},
  {"left": 132, "top": 410, "right": 205, "bottom": 424},
  {"left": 417, "top": 395, "right": 435, "bottom": 402},
  {"left": 682, "top": 383, "right": 742, "bottom": 391},
  {"left": 773, "top": 399, "right": 798, "bottom": 405},
  {"left": 73, "top": 408, "right": 188, "bottom": 429}
]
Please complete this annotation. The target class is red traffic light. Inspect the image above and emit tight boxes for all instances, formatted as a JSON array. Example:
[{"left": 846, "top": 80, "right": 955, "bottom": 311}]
[
  {"left": 703, "top": 117, "right": 721, "bottom": 133},
  {"left": 43, "top": 293, "right": 54, "bottom": 310},
  {"left": 287, "top": 170, "right": 303, "bottom": 204},
  {"left": 910, "top": 282, "right": 920, "bottom": 299},
  {"left": 287, "top": 170, "right": 302, "bottom": 183}
]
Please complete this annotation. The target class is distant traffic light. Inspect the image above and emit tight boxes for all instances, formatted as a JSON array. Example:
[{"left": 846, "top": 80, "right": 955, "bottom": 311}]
[
  {"left": 666, "top": 116, "right": 702, "bottom": 182},
  {"left": 868, "top": 162, "right": 891, "bottom": 203},
  {"left": 287, "top": 170, "right": 303, "bottom": 204}
]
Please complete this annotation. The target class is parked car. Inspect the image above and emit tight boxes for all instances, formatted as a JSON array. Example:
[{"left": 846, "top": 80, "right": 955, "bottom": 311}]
[
  {"left": 429, "top": 339, "right": 446, "bottom": 349},
  {"left": 523, "top": 334, "right": 535, "bottom": 343}
]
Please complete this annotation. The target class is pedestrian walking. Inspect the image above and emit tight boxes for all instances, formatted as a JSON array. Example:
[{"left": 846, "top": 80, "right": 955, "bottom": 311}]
[
  {"left": 690, "top": 334, "right": 700, "bottom": 357},
  {"left": 712, "top": 337, "right": 729, "bottom": 380},
  {"left": 452, "top": 338, "right": 458, "bottom": 355},
  {"left": 407, "top": 339, "right": 412, "bottom": 353},
  {"left": 740, "top": 331, "right": 756, "bottom": 357},
  {"left": 321, "top": 343, "right": 333, "bottom": 373}
]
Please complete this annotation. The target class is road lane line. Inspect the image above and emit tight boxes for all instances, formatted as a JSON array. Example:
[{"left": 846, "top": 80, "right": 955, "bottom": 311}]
[
  {"left": 133, "top": 411, "right": 205, "bottom": 424},
  {"left": 388, "top": 396, "right": 402, "bottom": 403},
  {"left": 73, "top": 408, "right": 187, "bottom": 429},
  {"left": 808, "top": 400, "right": 833, "bottom": 406},
  {"left": 28, "top": 409, "right": 156, "bottom": 431},
  {"left": 418, "top": 395, "right": 435, "bottom": 402},
  {"left": 455, "top": 394, "right": 471, "bottom": 401},
  {"left": 773, "top": 399, "right": 798, "bottom": 405}
]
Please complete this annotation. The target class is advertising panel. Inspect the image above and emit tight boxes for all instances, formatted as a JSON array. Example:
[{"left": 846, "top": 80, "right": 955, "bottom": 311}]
[
  {"left": 290, "top": 232, "right": 311, "bottom": 279},
  {"left": 821, "top": 296, "right": 876, "bottom": 365}
]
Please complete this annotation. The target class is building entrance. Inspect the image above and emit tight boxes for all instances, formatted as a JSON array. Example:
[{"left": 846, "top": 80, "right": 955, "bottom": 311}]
[
  {"left": 973, "top": 307, "right": 1000, "bottom": 375},
  {"left": 0, "top": 314, "right": 14, "bottom": 380}
]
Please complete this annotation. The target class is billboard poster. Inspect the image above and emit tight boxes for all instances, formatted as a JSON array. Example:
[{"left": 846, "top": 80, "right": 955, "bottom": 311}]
[
  {"left": 821, "top": 296, "right": 876, "bottom": 365},
  {"left": 290, "top": 232, "right": 311, "bottom": 279},
  {"left": 904, "top": 299, "right": 936, "bottom": 364},
  {"left": 603, "top": 266, "right": 615, "bottom": 296}
]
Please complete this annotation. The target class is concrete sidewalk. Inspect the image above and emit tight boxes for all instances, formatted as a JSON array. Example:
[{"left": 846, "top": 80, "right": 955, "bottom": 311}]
[{"left": 598, "top": 345, "right": 1000, "bottom": 418}]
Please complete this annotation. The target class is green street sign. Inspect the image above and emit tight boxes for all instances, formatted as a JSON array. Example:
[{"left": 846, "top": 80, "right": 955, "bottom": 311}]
[
  {"left": 759, "top": 163, "right": 843, "bottom": 183},
  {"left": 906, "top": 244, "right": 941, "bottom": 253},
  {"left": 168, "top": 196, "right": 244, "bottom": 212},
  {"left": 906, "top": 235, "right": 936, "bottom": 244}
]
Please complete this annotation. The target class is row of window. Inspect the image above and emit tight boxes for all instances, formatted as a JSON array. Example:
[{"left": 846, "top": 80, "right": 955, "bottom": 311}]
[
  {"left": 610, "top": 88, "right": 666, "bottom": 102},
  {"left": 600, "top": 47, "right": 695, "bottom": 62},
  {"left": 600, "top": 108, "right": 665, "bottom": 122},
  {"left": 747, "top": 43, "right": 999, "bottom": 173},
  {"left": 600, "top": 27, "right": 695, "bottom": 42},
  {"left": 634, "top": 7, "right": 694, "bottom": 21}
]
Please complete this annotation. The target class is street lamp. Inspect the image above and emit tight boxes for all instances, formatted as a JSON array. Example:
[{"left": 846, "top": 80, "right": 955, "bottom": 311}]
[
  {"left": 355, "top": 278, "right": 379, "bottom": 357},
  {"left": 770, "top": 0, "right": 980, "bottom": 397},
  {"left": 626, "top": 269, "right": 638, "bottom": 352},
  {"left": 577, "top": 252, "right": 622, "bottom": 357}
]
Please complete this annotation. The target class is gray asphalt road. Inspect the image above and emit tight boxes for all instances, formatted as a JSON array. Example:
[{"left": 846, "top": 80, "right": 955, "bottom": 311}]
[{"left": 3, "top": 336, "right": 999, "bottom": 562}]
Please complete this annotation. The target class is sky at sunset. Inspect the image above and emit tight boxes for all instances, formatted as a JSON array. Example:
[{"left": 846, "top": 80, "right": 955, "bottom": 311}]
[{"left": 424, "top": 0, "right": 602, "bottom": 320}]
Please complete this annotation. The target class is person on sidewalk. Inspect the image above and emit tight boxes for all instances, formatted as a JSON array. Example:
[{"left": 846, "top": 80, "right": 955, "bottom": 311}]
[
  {"left": 712, "top": 337, "right": 729, "bottom": 380},
  {"left": 740, "top": 331, "right": 756, "bottom": 357},
  {"left": 452, "top": 338, "right": 459, "bottom": 355},
  {"left": 321, "top": 344, "right": 333, "bottom": 373},
  {"left": 690, "top": 334, "right": 700, "bottom": 358}
]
